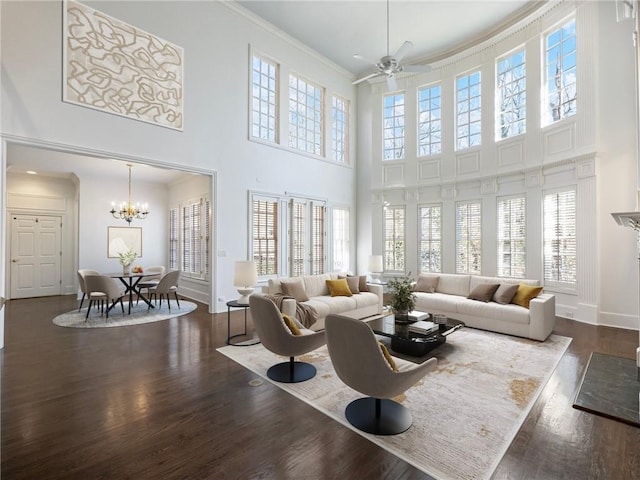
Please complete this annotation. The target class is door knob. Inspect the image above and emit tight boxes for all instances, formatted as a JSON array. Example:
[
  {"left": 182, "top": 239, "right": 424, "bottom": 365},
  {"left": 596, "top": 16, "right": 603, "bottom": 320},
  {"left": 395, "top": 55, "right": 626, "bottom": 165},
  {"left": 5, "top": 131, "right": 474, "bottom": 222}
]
[{"left": 12, "top": 259, "right": 17, "bottom": 263}]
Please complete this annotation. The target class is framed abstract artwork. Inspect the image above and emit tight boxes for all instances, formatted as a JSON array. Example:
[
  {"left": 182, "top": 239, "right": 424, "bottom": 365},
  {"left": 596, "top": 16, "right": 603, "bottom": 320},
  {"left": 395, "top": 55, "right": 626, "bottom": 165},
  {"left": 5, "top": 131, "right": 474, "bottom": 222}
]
[
  {"left": 63, "top": 0, "right": 184, "bottom": 130},
  {"left": 108, "top": 226, "right": 142, "bottom": 258}
]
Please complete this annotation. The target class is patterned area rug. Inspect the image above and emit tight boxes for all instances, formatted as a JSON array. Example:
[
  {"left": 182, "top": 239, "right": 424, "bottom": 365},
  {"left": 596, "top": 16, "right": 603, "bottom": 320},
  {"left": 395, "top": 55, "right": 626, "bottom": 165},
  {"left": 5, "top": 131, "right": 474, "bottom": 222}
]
[
  {"left": 218, "top": 328, "right": 571, "bottom": 480},
  {"left": 52, "top": 300, "right": 197, "bottom": 328}
]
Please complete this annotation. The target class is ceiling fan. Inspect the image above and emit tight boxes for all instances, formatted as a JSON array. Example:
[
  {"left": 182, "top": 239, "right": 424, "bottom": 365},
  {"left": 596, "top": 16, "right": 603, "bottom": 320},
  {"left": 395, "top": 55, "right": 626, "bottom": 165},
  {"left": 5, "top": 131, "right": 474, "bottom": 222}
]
[{"left": 352, "top": 0, "right": 431, "bottom": 91}]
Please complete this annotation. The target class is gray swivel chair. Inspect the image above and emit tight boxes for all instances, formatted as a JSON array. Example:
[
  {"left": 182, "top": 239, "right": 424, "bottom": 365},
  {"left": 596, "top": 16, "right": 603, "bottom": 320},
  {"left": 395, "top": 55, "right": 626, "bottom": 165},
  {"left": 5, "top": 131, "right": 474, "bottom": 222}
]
[
  {"left": 325, "top": 314, "right": 438, "bottom": 435},
  {"left": 249, "top": 294, "right": 326, "bottom": 383}
]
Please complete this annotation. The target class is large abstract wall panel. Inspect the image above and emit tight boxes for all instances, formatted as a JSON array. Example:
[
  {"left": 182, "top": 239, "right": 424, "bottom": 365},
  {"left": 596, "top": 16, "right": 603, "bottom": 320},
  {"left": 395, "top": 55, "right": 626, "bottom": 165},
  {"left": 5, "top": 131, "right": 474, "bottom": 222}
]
[{"left": 63, "top": 1, "right": 184, "bottom": 130}]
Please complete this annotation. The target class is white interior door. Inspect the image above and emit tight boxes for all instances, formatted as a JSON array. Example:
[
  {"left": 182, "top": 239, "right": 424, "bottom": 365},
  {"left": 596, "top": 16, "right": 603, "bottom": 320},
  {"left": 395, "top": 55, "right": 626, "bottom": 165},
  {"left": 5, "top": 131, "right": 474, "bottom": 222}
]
[{"left": 10, "top": 215, "right": 62, "bottom": 299}]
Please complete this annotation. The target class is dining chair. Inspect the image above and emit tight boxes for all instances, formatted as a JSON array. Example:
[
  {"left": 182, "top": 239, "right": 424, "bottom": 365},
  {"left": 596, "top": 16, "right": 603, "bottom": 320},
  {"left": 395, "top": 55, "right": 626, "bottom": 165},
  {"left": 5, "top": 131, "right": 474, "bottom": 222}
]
[
  {"left": 83, "top": 275, "right": 126, "bottom": 320},
  {"left": 136, "top": 265, "right": 166, "bottom": 304},
  {"left": 147, "top": 270, "right": 181, "bottom": 310},
  {"left": 77, "top": 269, "right": 106, "bottom": 312}
]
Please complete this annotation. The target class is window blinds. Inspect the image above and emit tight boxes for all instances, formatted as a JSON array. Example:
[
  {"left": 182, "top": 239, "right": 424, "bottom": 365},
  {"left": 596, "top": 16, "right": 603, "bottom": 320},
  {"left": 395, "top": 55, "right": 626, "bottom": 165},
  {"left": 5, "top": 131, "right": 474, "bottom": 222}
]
[
  {"left": 497, "top": 196, "right": 526, "bottom": 277},
  {"left": 543, "top": 189, "right": 576, "bottom": 283},
  {"left": 456, "top": 200, "right": 482, "bottom": 274}
]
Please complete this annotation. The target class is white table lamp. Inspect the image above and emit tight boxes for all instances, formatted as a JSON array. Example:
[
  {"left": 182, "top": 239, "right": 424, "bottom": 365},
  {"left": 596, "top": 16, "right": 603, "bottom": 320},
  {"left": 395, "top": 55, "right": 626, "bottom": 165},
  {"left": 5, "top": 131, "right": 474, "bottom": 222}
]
[
  {"left": 234, "top": 260, "right": 258, "bottom": 305},
  {"left": 369, "top": 255, "right": 383, "bottom": 283}
]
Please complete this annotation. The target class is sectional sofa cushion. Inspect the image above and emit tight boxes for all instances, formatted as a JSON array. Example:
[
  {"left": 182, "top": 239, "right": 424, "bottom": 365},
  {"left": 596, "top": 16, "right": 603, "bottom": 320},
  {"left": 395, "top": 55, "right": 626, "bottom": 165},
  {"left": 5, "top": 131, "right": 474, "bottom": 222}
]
[
  {"left": 436, "top": 274, "right": 471, "bottom": 296},
  {"left": 468, "top": 283, "right": 500, "bottom": 302},
  {"left": 414, "top": 274, "right": 439, "bottom": 293},
  {"left": 280, "top": 279, "right": 309, "bottom": 302},
  {"left": 493, "top": 283, "right": 519, "bottom": 304},
  {"left": 326, "top": 278, "right": 353, "bottom": 297},
  {"left": 512, "top": 284, "right": 544, "bottom": 308},
  {"left": 339, "top": 275, "right": 360, "bottom": 294}
]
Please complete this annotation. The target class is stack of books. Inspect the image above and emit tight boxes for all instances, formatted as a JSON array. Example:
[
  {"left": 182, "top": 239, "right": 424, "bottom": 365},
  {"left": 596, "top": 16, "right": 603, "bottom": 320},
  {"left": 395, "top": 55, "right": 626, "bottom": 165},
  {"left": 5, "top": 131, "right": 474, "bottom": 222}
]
[{"left": 408, "top": 320, "right": 439, "bottom": 335}]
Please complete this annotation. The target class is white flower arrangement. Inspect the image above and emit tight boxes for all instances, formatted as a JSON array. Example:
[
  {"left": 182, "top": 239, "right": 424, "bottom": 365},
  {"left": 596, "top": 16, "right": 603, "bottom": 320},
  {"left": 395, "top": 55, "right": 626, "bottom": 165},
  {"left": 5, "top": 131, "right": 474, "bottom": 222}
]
[{"left": 118, "top": 249, "right": 138, "bottom": 267}]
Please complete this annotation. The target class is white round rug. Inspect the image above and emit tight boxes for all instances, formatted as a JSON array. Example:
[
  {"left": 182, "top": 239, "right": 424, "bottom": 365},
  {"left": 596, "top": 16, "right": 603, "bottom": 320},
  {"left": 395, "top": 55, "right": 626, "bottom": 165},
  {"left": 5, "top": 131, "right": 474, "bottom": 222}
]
[{"left": 53, "top": 300, "right": 197, "bottom": 328}]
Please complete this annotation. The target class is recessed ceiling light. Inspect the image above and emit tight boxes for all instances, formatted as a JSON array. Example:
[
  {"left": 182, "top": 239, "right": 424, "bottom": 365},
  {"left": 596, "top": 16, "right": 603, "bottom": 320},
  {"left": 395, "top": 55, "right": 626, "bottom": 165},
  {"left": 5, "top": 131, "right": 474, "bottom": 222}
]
[{"left": 26, "top": 170, "right": 37, "bottom": 175}]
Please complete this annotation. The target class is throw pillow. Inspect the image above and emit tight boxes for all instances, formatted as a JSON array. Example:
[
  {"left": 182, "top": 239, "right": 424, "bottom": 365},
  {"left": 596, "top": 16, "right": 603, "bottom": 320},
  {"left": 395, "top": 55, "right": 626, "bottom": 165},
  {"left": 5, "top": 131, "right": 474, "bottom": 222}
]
[
  {"left": 414, "top": 274, "right": 439, "bottom": 293},
  {"left": 280, "top": 279, "right": 309, "bottom": 302},
  {"left": 358, "top": 275, "right": 369, "bottom": 292},
  {"left": 282, "top": 313, "right": 302, "bottom": 336},
  {"left": 493, "top": 283, "right": 519, "bottom": 304},
  {"left": 378, "top": 342, "right": 398, "bottom": 372},
  {"left": 339, "top": 275, "right": 360, "bottom": 294},
  {"left": 467, "top": 283, "right": 500, "bottom": 302},
  {"left": 511, "top": 283, "right": 543, "bottom": 309},
  {"left": 326, "top": 278, "right": 353, "bottom": 297}
]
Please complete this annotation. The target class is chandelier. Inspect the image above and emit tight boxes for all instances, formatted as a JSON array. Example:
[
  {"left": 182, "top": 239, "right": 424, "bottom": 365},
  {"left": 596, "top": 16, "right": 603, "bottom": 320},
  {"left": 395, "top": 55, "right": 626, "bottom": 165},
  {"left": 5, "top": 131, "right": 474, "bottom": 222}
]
[{"left": 110, "top": 163, "right": 149, "bottom": 224}]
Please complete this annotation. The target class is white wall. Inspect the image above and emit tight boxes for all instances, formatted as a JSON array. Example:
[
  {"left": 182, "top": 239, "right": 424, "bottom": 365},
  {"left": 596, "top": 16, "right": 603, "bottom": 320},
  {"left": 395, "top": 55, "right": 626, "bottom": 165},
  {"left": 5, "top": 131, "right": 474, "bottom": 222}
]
[
  {"left": 0, "top": 0, "right": 358, "bottom": 326},
  {"left": 356, "top": 1, "right": 639, "bottom": 330}
]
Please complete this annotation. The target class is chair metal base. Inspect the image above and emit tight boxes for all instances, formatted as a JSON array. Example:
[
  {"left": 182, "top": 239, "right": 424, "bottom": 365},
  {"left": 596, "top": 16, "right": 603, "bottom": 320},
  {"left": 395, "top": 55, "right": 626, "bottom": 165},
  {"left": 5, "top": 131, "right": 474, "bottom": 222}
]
[
  {"left": 345, "top": 397, "right": 412, "bottom": 435},
  {"left": 267, "top": 359, "right": 316, "bottom": 383}
]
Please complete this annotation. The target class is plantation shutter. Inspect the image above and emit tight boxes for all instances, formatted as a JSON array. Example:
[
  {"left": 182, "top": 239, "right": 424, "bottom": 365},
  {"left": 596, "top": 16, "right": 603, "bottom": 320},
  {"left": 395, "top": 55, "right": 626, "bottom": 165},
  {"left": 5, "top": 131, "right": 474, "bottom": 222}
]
[
  {"left": 290, "top": 200, "right": 306, "bottom": 277},
  {"left": 497, "top": 196, "right": 526, "bottom": 278},
  {"left": 456, "top": 201, "right": 482, "bottom": 274},
  {"left": 252, "top": 198, "right": 278, "bottom": 277},
  {"left": 543, "top": 189, "right": 576, "bottom": 283},
  {"left": 182, "top": 201, "right": 202, "bottom": 276},
  {"left": 383, "top": 206, "right": 405, "bottom": 272},
  {"left": 418, "top": 204, "right": 442, "bottom": 273},
  {"left": 311, "top": 203, "right": 325, "bottom": 275},
  {"left": 169, "top": 208, "right": 178, "bottom": 270}
]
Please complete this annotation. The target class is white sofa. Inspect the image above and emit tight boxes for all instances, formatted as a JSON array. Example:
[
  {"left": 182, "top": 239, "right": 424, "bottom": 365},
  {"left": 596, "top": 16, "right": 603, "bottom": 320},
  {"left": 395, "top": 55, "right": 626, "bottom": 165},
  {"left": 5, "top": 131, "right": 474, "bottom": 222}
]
[
  {"left": 262, "top": 273, "right": 384, "bottom": 331},
  {"left": 412, "top": 273, "right": 556, "bottom": 341}
]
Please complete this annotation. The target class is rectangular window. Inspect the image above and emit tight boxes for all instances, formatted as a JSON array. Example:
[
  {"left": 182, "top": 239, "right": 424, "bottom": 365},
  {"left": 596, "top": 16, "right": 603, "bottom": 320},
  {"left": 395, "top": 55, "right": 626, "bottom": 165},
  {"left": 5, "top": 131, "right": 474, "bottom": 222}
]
[
  {"left": 383, "top": 206, "right": 405, "bottom": 272},
  {"left": 456, "top": 200, "right": 482, "bottom": 274},
  {"left": 418, "top": 204, "right": 442, "bottom": 273},
  {"left": 252, "top": 198, "right": 279, "bottom": 277},
  {"left": 311, "top": 204, "right": 325, "bottom": 275},
  {"left": 169, "top": 208, "right": 178, "bottom": 270},
  {"left": 331, "top": 207, "right": 350, "bottom": 272},
  {"left": 418, "top": 84, "right": 442, "bottom": 157},
  {"left": 496, "top": 49, "right": 526, "bottom": 139},
  {"left": 251, "top": 54, "right": 278, "bottom": 143},
  {"left": 290, "top": 200, "right": 306, "bottom": 277},
  {"left": 544, "top": 18, "right": 576, "bottom": 124},
  {"left": 332, "top": 95, "right": 349, "bottom": 163},
  {"left": 383, "top": 93, "right": 405, "bottom": 160},
  {"left": 543, "top": 189, "right": 576, "bottom": 284},
  {"left": 497, "top": 196, "right": 526, "bottom": 277},
  {"left": 289, "top": 75, "right": 324, "bottom": 156},
  {"left": 456, "top": 70, "right": 482, "bottom": 150},
  {"left": 182, "top": 201, "right": 202, "bottom": 277}
]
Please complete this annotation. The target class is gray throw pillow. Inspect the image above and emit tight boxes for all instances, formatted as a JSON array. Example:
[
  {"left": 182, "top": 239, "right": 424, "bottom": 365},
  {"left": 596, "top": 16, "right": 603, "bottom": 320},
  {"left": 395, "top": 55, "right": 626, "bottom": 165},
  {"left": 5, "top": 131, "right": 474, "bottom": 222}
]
[
  {"left": 468, "top": 283, "right": 500, "bottom": 302},
  {"left": 414, "top": 274, "right": 439, "bottom": 293},
  {"left": 358, "top": 275, "right": 369, "bottom": 292},
  {"left": 493, "top": 283, "right": 519, "bottom": 304},
  {"left": 339, "top": 275, "right": 360, "bottom": 294},
  {"left": 280, "top": 279, "right": 310, "bottom": 302}
]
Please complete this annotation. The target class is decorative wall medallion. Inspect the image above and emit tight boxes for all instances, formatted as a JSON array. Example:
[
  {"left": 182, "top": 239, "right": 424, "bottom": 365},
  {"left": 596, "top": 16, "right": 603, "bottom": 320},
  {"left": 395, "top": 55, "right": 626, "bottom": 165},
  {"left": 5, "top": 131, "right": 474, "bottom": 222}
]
[{"left": 63, "top": 1, "right": 184, "bottom": 130}]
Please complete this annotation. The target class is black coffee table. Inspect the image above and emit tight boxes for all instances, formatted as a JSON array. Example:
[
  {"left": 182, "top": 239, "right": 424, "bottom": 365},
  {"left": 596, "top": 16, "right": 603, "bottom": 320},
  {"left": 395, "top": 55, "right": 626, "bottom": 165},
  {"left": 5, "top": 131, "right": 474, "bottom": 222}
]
[{"left": 366, "top": 314, "right": 465, "bottom": 357}]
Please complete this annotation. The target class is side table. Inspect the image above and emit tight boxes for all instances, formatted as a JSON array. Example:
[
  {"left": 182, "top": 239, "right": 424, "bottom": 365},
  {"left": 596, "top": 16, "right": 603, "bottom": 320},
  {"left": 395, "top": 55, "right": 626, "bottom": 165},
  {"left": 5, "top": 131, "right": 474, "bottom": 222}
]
[{"left": 227, "top": 300, "right": 260, "bottom": 346}]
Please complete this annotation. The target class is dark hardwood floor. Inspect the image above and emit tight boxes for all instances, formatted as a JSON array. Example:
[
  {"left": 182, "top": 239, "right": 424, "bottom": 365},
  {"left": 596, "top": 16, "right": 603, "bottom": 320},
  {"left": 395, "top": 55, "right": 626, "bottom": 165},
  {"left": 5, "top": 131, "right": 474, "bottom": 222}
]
[{"left": 1, "top": 295, "right": 639, "bottom": 479}]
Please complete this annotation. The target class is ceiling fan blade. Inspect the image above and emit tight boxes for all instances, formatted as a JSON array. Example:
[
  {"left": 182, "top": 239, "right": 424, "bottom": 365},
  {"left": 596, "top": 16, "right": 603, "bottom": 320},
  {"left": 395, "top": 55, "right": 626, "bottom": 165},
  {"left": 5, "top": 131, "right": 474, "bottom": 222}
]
[
  {"left": 353, "top": 53, "right": 379, "bottom": 66},
  {"left": 403, "top": 64, "right": 432, "bottom": 73},
  {"left": 353, "top": 71, "right": 382, "bottom": 85},
  {"left": 393, "top": 41, "right": 414, "bottom": 62},
  {"left": 386, "top": 74, "right": 398, "bottom": 91}
]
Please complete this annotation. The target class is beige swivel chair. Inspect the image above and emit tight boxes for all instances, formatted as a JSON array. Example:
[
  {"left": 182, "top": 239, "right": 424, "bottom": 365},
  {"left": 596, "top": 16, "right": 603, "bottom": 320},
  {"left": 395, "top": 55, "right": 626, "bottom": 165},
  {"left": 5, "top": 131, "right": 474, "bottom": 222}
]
[
  {"left": 147, "top": 270, "right": 181, "bottom": 310},
  {"left": 77, "top": 269, "right": 106, "bottom": 312},
  {"left": 136, "top": 266, "right": 165, "bottom": 304},
  {"left": 83, "top": 275, "right": 126, "bottom": 320},
  {"left": 249, "top": 294, "right": 326, "bottom": 383},
  {"left": 325, "top": 314, "right": 438, "bottom": 435}
]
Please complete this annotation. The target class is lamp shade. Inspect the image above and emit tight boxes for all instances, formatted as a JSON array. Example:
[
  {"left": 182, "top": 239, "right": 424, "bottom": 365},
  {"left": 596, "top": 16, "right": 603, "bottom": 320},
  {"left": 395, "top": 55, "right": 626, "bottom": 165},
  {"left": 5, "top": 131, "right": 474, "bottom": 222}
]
[
  {"left": 234, "top": 260, "right": 258, "bottom": 287},
  {"left": 368, "top": 255, "right": 383, "bottom": 273}
]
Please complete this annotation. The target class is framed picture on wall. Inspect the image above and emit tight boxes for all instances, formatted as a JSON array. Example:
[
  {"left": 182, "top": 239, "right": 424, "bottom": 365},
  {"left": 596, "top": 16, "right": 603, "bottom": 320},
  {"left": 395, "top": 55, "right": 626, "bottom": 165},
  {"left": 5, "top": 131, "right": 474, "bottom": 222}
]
[{"left": 108, "top": 227, "right": 142, "bottom": 258}]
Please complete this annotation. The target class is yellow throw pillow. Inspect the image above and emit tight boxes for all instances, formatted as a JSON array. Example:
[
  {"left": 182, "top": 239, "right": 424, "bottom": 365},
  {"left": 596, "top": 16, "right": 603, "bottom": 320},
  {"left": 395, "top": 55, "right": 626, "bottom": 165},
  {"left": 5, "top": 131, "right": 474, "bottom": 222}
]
[
  {"left": 378, "top": 342, "right": 398, "bottom": 372},
  {"left": 282, "top": 314, "right": 301, "bottom": 336},
  {"left": 326, "top": 278, "right": 353, "bottom": 297},
  {"left": 511, "top": 283, "right": 543, "bottom": 309}
]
